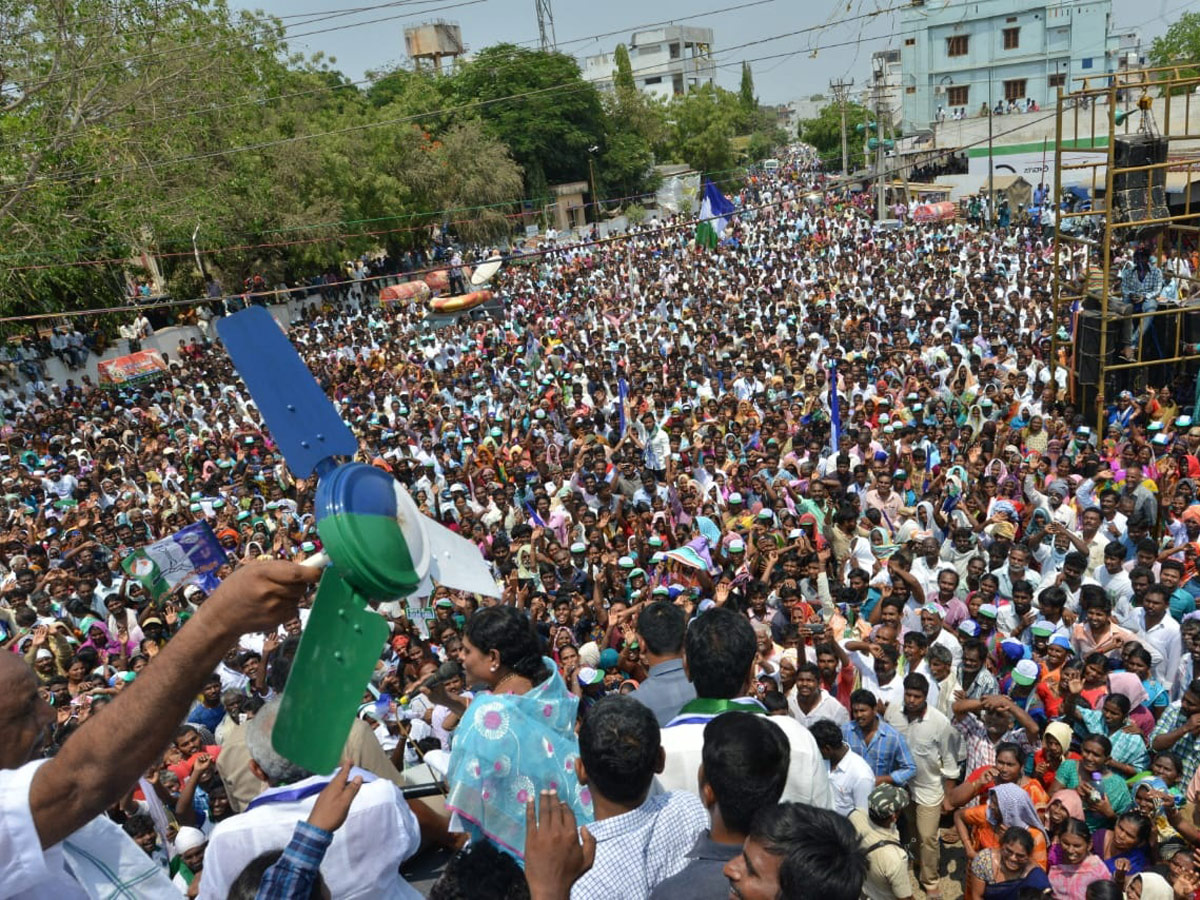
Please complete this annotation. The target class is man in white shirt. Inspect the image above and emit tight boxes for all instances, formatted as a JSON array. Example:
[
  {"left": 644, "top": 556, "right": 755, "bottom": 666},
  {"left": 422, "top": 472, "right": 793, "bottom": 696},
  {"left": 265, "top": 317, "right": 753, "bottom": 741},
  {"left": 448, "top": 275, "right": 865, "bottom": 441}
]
[
  {"left": 199, "top": 699, "right": 422, "bottom": 899},
  {"left": 788, "top": 661, "right": 848, "bottom": 726},
  {"left": 811, "top": 719, "right": 875, "bottom": 816},
  {"left": 0, "top": 562, "right": 319, "bottom": 899},
  {"left": 1135, "top": 584, "right": 1183, "bottom": 690},
  {"left": 887, "top": 673, "right": 958, "bottom": 895},
  {"left": 656, "top": 609, "right": 833, "bottom": 810}
]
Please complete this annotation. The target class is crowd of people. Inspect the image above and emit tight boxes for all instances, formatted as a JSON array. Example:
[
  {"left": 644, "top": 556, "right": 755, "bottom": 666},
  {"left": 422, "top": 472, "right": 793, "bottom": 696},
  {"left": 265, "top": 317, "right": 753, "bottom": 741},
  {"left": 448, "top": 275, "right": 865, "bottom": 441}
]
[{"left": 4, "top": 144, "right": 1200, "bottom": 900}]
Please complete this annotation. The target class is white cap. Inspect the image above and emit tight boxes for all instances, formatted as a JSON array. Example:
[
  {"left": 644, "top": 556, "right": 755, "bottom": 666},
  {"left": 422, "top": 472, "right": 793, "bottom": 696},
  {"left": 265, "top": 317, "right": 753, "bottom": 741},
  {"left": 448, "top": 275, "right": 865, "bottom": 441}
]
[{"left": 173, "top": 826, "right": 207, "bottom": 853}]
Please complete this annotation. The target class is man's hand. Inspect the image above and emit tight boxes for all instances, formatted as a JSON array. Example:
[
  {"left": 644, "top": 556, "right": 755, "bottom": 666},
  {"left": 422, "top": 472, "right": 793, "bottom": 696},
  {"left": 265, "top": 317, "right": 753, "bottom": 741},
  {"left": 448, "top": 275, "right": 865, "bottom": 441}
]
[
  {"left": 306, "top": 761, "right": 363, "bottom": 833},
  {"left": 525, "top": 789, "right": 595, "bottom": 900},
  {"left": 197, "top": 560, "right": 320, "bottom": 637}
]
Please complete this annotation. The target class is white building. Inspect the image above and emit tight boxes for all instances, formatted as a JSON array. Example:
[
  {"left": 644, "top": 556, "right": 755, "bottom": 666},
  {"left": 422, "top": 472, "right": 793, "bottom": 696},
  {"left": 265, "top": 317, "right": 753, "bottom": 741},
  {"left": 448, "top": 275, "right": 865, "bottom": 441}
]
[
  {"left": 582, "top": 26, "right": 715, "bottom": 100},
  {"left": 899, "top": 0, "right": 1130, "bottom": 132}
]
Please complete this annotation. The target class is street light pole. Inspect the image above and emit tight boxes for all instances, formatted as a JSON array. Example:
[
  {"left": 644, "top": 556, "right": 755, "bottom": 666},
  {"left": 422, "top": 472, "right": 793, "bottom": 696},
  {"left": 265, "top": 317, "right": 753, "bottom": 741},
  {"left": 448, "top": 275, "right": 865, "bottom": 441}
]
[{"left": 988, "top": 70, "right": 995, "bottom": 229}]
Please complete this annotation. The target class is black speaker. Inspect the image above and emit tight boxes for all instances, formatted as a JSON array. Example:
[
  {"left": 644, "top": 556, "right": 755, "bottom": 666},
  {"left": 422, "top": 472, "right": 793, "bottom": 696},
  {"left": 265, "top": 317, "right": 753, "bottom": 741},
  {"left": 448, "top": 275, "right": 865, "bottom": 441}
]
[
  {"left": 1112, "top": 134, "right": 1169, "bottom": 242},
  {"left": 1076, "top": 309, "right": 1104, "bottom": 385}
]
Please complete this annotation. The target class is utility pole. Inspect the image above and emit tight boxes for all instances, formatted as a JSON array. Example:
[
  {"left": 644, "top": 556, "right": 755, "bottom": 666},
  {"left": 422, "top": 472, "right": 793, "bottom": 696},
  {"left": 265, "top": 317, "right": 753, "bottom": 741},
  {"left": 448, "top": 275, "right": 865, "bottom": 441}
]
[
  {"left": 872, "top": 70, "right": 886, "bottom": 222},
  {"left": 988, "top": 68, "right": 995, "bottom": 228},
  {"left": 829, "top": 78, "right": 853, "bottom": 176}
]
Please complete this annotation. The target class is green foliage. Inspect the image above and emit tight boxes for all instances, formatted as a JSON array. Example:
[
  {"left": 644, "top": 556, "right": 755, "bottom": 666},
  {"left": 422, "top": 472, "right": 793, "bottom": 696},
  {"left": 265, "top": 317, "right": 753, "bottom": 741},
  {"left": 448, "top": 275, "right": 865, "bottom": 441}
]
[
  {"left": 798, "top": 100, "right": 872, "bottom": 171},
  {"left": 1150, "top": 12, "right": 1200, "bottom": 68},
  {"left": 624, "top": 203, "right": 647, "bottom": 225},
  {"left": 0, "top": 4, "right": 766, "bottom": 314},
  {"left": 657, "top": 85, "right": 747, "bottom": 174},
  {"left": 0, "top": 0, "right": 525, "bottom": 314},
  {"left": 451, "top": 44, "right": 605, "bottom": 190},
  {"left": 739, "top": 63, "right": 757, "bottom": 113},
  {"left": 613, "top": 44, "right": 636, "bottom": 94}
]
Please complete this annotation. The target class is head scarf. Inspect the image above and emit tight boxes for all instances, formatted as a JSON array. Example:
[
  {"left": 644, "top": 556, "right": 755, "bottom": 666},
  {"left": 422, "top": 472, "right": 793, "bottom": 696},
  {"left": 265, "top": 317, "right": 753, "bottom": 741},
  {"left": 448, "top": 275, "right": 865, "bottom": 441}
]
[
  {"left": 1108, "top": 671, "right": 1149, "bottom": 709},
  {"left": 988, "top": 782, "right": 1048, "bottom": 840},
  {"left": 1050, "top": 788, "right": 1084, "bottom": 822},
  {"left": 1043, "top": 721, "right": 1074, "bottom": 756},
  {"left": 1133, "top": 873, "right": 1174, "bottom": 900}
]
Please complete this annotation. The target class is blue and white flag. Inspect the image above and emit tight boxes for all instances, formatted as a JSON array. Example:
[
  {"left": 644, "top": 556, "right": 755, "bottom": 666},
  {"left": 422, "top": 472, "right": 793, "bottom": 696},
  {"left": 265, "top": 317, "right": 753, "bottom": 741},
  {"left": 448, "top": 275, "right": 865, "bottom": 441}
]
[
  {"left": 696, "top": 179, "right": 736, "bottom": 250},
  {"left": 829, "top": 360, "right": 842, "bottom": 454}
]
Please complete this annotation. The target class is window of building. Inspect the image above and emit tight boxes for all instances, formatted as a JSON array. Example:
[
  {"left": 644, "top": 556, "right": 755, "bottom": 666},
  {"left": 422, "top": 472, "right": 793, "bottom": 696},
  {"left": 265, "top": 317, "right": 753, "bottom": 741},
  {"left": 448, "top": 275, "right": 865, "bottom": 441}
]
[
  {"left": 672, "top": 73, "right": 684, "bottom": 95},
  {"left": 643, "top": 76, "right": 662, "bottom": 85},
  {"left": 947, "top": 35, "right": 968, "bottom": 57},
  {"left": 904, "top": 38, "right": 915, "bottom": 46},
  {"left": 669, "top": 43, "right": 680, "bottom": 59},
  {"left": 1081, "top": 57, "right": 1093, "bottom": 69},
  {"left": 906, "top": 85, "right": 916, "bottom": 94},
  {"left": 1003, "top": 78, "right": 1027, "bottom": 101},
  {"left": 947, "top": 85, "right": 969, "bottom": 106},
  {"left": 1048, "top": 72, "right": 1066, "bottom": 88},
  {"left": 1002, "top": 27, "right": 1019, "bottom": 49}
]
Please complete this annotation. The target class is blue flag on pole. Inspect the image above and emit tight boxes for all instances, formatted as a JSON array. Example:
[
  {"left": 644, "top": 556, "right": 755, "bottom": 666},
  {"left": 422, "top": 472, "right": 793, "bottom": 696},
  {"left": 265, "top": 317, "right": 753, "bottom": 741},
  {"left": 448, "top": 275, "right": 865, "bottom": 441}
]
[{"left": 829, "top": 361, "right": 841, "bottom": 454}]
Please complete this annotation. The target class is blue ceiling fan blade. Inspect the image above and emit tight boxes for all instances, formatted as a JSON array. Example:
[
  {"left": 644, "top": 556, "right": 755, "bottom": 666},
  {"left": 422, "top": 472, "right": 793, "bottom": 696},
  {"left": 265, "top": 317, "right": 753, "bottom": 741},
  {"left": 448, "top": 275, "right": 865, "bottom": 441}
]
[{"left": 216, "top": 307, "right": 358, "bottom": 478}]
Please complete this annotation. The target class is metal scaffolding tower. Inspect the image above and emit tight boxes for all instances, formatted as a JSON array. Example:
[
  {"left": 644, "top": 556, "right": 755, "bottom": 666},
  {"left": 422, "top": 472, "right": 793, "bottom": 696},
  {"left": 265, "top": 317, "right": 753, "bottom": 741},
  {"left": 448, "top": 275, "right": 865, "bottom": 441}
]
[
  {"left": 535, "top": 0, "right": 556, "bottom": 51},
  {"left": 1049, "top": 65, "right": 1200, "bottom": 433}
]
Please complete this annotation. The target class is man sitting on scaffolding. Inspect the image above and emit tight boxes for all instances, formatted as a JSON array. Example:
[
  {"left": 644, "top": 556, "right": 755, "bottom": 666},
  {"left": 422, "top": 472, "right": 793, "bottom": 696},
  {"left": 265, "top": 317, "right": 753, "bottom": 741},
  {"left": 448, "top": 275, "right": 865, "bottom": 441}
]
[{"left": 1112, "top": 246, "right": 1164, "bottom": 361}]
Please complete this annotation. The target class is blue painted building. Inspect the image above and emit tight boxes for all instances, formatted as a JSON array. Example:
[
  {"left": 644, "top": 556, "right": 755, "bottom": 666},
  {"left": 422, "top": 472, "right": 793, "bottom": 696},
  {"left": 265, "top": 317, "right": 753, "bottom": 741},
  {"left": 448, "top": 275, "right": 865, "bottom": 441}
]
[{"left": 899, "top": 0, "right": 1126, "bottom": 132}]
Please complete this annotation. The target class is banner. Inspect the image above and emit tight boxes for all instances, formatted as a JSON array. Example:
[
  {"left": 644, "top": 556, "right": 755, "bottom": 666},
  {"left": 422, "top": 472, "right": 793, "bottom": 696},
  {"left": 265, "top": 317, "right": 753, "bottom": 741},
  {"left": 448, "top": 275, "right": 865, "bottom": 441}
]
[
  {"left": 656, "top": 172, "right": 701, "bottom": 215},
  {"left": 97, "top": 350, "right": 168, "bottom": 388},
  {"left": 121, "top": 521, "right": 227, "bottom": 601}
]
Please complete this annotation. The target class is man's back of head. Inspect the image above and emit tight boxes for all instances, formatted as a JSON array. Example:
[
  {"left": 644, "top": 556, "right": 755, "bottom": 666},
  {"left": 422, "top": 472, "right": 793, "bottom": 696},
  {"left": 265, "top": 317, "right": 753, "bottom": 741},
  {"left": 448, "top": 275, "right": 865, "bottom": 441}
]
[
  {"left": 701, "top": 712, "right": 790, "bottom": 838},
  {"left": 637, "top": 601, "right": 687, "bottom": 659},
  {"left": 684, "top": 608, "right": 756, "bottom": 699},
  {"left": 578, "top": 695, "right": 662, "bottom": 810},
  {"left": 726, "top": 802, "right": 867, "bottom": 900}
]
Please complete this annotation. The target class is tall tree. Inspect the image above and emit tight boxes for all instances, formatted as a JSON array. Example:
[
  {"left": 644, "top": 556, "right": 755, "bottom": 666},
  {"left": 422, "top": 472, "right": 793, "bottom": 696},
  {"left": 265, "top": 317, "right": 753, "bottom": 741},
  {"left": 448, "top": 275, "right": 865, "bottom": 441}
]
[
  {"left": 798, "top": 100, "right": 872, "bottom": 172},
  {"left": 1149, "top": 12, "right": 1200, "bottom": 74},
  {"left": 739, "top": 62, "right": 757, "bottom": 113},
  {"left": 613, "top": 44, "right": 636, "bottom": 94},
  {"left": 451, "top": 44, "right": 605, "bottom": 191},
  {"left": 658, "top": 85, "right": 744, "bottom": 175}
]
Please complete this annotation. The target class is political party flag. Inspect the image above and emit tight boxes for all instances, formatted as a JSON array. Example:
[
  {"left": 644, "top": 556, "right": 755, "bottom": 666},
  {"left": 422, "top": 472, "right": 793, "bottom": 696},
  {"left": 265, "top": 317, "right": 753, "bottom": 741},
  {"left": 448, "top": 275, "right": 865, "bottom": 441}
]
[
  {"left": 829, "top": 360, "right": 841, "bottom": 454},
  {"left": 121, "top": 521, "right": 228, "bottom": 601},
  {"left": 695, "top": 179, "right": 735, "bottom": 250}
]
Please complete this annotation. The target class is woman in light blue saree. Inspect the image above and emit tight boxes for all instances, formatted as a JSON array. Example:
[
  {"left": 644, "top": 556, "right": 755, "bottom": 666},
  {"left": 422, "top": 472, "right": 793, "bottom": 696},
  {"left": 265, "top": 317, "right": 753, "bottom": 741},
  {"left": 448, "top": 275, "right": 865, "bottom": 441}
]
[{"left": 438, "top": 604, "right": 592, "bottom": 860}]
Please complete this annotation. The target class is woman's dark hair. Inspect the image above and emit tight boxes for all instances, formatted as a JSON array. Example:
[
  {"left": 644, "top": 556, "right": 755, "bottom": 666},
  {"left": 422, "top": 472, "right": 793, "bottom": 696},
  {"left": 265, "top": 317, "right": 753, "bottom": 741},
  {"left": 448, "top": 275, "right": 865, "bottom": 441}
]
[
  {"left": 1153, "top": 752, "right": 1182, "bottom": 777},
  {"left": 1084, "top": 881, "right": 1124, "bottom": 900},
  {"left": 1061, "top": 818, "right": 1093, "bottom": 843},
  {"left": 995, "top": 741, "right": 1027, "bottom": 767},
  {"left": 999, "top": 825, "right": 1034, "bottom": 855},
  {"left": 1081, "top": 733, "right": 1113, "bottom": 759},
  {"left": 1115, "top": 811, "right": 1152, "bottom": 845},
  {"left": 1125, "top": 645, "right": 1152, "bottom": 667},
  {"left": 1104, "top": 693, "right": 1131, "bottom": 717},
  {"left": 464, "top": 605, "right": 548, "bottom": 684}
]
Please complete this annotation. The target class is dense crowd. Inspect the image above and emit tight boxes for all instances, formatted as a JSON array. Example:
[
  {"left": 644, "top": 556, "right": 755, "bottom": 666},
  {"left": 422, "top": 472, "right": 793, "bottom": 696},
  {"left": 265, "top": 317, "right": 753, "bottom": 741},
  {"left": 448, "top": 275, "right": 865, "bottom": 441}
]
[{"left": 3, "top": 146, "right": 1200, "bottom": 900}]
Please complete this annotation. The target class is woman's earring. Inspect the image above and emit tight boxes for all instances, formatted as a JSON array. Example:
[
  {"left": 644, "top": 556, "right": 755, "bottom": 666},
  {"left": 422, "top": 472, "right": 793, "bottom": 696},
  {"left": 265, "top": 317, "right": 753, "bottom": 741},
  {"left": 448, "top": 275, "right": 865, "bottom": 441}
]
[{"left": 491, "top": 666, "right": 498, "bottom": 673}]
